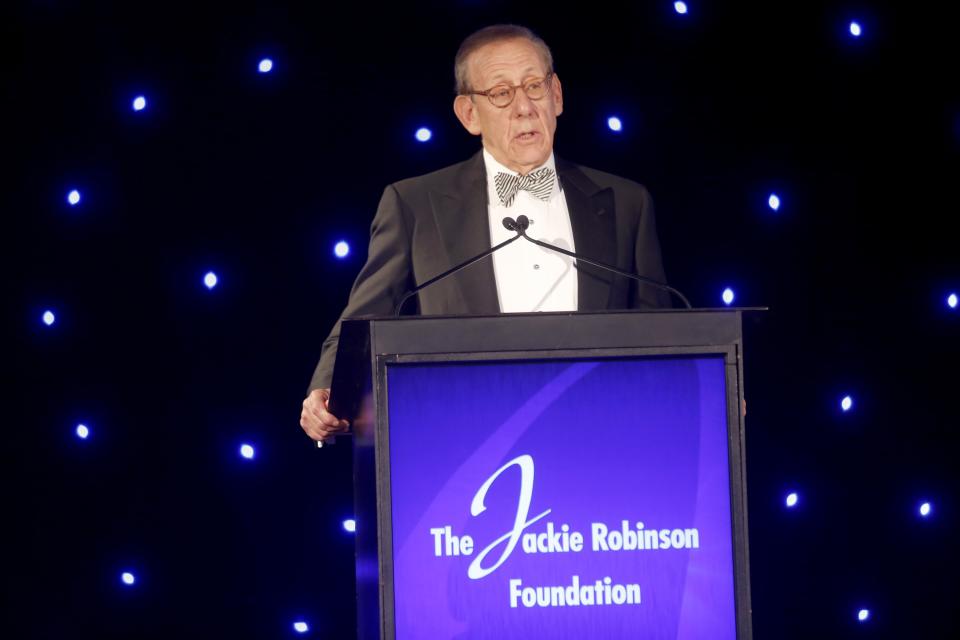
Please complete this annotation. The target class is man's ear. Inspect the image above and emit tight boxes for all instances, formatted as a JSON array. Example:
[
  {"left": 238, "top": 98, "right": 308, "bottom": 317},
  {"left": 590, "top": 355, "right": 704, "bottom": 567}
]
[
  {"left": 551, "top": 74, "right": 564, "bottom": 117},
  {"left": 454, "top": 95, "right": 483, "bottom": 136}
]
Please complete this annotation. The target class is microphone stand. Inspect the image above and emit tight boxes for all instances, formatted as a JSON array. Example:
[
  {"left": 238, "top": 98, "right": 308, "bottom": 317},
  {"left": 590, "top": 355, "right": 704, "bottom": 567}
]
[
  {"left": 394, "top": 230, "right": 523, "bottom": 316},
  {"left": 507, "top": 215, "right": 692, "bottom": 309},
  {"left": 319, "top": 214, "right": 689, "bottom": 449}
]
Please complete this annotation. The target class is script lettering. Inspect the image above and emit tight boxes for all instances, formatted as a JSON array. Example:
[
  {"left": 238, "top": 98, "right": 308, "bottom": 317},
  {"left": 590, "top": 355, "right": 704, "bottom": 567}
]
[{"left": 467, "top": 454, "right": 551, "bottom": 579}]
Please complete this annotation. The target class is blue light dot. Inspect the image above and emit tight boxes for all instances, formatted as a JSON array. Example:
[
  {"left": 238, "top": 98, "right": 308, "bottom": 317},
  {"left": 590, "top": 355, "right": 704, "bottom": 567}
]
[
  {"left": 785, "top": 492, "right": 799, "bottom": 508},
  {"left": 258, "top": 58, "right": 273, "bottom": 73},
  {"left": 857, "top": 608, "right": 870, "bottom": 622},
  {"left": 67, "top": 189, "right": 81, "bottom": 206},
  {"left": 203, "top": 272, "right": 218, "bottom": 290},
  {"left": 132, "top": 95, "right": 147, "bottom": 112},
  {"left": 415, "top": 127, "right": 432, "bottom": 142},
  {"left": 293, "top": 621, "right": 309, "bottom": 634},
  {"left": 121, "top": 572, "right": 136, "bottom": 586},
  {"left": 674, "top": 1, "right": 688, "bottom": 15},
  {"left": 768, "top": 194, "right": 781, "bottom": 211},
  {"left": 722, "top": 287, "right": 735, "bottom": 306},
  {"left": 334, "top": 241, "right": 350, "bottom": 259},
  {"left": 919, "top": 502, "right": 932, "bottom": 518},
  {"left": 849, "top": 22, "right": 862, "bottom": 37},
  {"left": 42, "top": 310, "right": 56, "bottom": 326},
  {"left": 947, "top": 293, "right": 958, "bottom": 309},
  {"left": 240, "top": 444, "right": 255, "bottom": 460},
  {"left": 343, "top": 518, "right": 356, "bottom": 533},
  {"left": 76, "top": 424, "right": 90, "bottom": 439},
  {"left": 841, "top": 395, "right": 854, "bottom": 412},
  {"left": 607, "top": 116, "right": 623, "bottom": 132}
]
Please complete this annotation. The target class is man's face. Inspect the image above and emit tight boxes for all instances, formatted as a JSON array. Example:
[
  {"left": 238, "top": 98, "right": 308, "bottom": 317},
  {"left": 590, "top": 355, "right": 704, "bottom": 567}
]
[{"left": 454, "top": 38, "right": 563, "bottom": 175}]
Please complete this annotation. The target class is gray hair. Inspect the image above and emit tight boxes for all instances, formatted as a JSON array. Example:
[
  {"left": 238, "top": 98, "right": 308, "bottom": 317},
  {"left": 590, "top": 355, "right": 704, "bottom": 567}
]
[{"left": 454, "top": 24, "right": 554, "bottom": 95}]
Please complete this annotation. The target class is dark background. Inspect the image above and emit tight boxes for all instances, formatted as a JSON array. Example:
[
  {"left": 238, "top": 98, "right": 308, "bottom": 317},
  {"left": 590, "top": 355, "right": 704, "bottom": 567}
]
[{"left": 5, "top": 0, "right": 958, "bottom": 637}]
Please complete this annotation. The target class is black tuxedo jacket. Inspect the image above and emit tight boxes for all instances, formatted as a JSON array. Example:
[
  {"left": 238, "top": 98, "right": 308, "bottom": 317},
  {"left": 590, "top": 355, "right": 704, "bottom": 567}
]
[{"left": 309, "top": 151, "right": 671, "bottom": 390}]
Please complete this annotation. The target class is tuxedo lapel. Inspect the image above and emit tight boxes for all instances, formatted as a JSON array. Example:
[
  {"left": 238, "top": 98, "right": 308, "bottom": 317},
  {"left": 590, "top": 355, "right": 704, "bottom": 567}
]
[
  {"left": 428, "top": 152, "right": 501, "bottom": 315},
  {"left": 557, "top": 159, "right": 617, "bottom": 310}
]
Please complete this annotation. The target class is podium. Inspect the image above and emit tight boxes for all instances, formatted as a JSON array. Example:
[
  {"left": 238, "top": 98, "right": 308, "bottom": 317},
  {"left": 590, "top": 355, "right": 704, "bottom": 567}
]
[{"left": 330, "top": 309, "right": 754, "bottom": 639}]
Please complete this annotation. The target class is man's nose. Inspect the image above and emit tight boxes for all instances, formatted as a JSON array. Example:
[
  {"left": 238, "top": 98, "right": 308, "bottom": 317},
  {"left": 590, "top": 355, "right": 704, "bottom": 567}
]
[{"left": 511, "top": 86, "right": 536, "bottom": 115}]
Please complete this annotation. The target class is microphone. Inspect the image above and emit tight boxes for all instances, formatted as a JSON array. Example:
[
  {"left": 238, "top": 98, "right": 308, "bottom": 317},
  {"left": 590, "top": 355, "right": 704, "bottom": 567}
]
[
  {"left": 502, "top": 216, "right": 530, "bottom": 233},
  {"left": 511, "top": 214, "right": 692, "bottom": 309},
  {"left": 394, "top": 218, "right": 524, "bottom": 316}
]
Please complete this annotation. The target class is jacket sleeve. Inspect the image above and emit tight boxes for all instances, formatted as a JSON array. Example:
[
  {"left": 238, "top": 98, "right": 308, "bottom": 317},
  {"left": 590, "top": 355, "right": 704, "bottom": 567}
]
[{"left": 307, "top": 184, "right": 414, "bottom": 392}]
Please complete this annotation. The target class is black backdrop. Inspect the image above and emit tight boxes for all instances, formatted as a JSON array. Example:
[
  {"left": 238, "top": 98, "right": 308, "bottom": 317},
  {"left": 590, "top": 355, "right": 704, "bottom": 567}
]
[{"left": 6, "top": 1, "right": 958, "bottom": 638}]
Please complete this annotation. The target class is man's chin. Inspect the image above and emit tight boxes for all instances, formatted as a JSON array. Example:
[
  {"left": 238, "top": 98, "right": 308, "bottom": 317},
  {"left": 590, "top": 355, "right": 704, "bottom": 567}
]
[{"left": 508, "top": 149, "right": 551, "bottom": 173}]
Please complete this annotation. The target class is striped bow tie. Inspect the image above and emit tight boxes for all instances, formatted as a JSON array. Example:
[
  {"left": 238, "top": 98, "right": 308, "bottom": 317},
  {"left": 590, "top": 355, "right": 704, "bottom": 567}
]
[{"left": 494, "top": 167, "right": 556, "bottom": 207}]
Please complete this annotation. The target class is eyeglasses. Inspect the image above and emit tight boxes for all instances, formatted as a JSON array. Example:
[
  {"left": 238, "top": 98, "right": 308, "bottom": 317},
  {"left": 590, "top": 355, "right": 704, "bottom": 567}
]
[{"left": 466, "top": 73, "right": 554, "bottom": 108}]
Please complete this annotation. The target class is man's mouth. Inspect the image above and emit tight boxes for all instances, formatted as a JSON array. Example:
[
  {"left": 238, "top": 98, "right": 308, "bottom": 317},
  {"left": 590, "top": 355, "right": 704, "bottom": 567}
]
[{"left": 515, "top": 131, "right": 539, "bottom": 141}]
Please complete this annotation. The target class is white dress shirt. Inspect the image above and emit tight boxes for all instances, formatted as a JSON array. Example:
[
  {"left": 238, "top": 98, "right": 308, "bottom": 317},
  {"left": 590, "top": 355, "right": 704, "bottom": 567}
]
[{"left": 483, "top": 149, "right": 578, "bottom": 313}]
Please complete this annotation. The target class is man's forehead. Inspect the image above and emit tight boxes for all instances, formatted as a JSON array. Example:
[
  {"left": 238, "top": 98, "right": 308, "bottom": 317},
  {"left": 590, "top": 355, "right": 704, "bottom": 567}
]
[{"left": 469, "top": 40, "right": 546, "bottom": 83}]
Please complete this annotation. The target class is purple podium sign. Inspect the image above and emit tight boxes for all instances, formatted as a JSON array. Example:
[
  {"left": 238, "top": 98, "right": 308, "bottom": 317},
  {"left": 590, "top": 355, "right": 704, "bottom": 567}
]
[{"left": 386, "top": 356, "right": 737, "bottom": 639}]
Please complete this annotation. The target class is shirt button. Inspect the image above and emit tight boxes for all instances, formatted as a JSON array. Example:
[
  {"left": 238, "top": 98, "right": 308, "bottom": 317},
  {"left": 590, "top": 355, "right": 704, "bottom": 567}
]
[{"left": 533, "top": 264, "right": 540, "bottom": 270}]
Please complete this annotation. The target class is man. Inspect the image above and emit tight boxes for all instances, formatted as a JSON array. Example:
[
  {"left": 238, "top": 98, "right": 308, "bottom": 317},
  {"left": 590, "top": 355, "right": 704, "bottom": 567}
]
[{"left": 300, "top": 24, "right": 670, "bottom": 443}]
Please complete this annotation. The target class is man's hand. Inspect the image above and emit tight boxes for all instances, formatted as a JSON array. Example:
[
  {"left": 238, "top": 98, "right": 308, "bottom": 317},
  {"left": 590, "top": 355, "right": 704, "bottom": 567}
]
[{"left": 300, "top": 388, "right": 351, "bottom": 443}]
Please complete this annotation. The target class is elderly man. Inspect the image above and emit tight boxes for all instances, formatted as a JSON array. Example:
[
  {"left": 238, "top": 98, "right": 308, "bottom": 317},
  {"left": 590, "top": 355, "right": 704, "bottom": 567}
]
[{"left": 300, "top": 24, "right": 670, "bottom": 442}]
